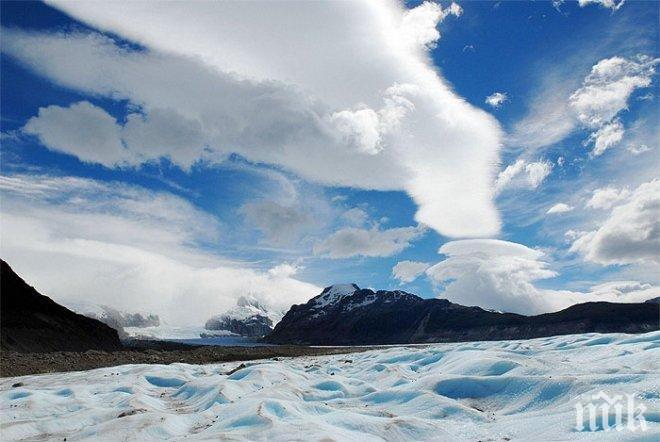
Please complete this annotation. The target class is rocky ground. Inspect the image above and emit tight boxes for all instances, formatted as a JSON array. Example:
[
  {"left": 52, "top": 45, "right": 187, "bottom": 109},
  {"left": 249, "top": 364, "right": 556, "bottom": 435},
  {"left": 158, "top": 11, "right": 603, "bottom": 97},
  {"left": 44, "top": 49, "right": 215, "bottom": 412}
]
[{"left": 0, "top": 340, "right": 368, "bottom": 377}]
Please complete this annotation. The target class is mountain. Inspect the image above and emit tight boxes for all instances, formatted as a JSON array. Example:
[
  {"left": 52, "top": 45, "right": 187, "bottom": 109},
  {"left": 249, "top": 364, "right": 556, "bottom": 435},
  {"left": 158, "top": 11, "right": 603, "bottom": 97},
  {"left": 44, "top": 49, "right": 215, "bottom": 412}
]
[
  {"left": 264, "top": 284, "right": 660, "bottom": 345},
  {"left": 66, "top": 303, "right": 160, "bottom": 340},
  {"left": 0, "top": 260, "right": 122, "bottom": 353},
  {"left": 205, "top": 296, "right": 284, "bottom": 337}
]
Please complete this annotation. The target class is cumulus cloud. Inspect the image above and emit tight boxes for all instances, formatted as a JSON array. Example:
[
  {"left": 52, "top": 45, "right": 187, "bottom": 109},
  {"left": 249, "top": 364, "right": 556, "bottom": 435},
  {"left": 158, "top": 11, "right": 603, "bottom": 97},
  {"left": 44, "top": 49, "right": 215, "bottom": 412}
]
[
  {"left": 495, "top": 159, "right": 553, "bottom": 193},
  {"left": 485, "top": 92, "right": 508, "bottom": 108},
  {"left": 23, "top": 101, "right": 127, "bottom": 167},
  {"left": 313, "top": 225, "right": 426, "bottom": 259},
  {"left": 587, "top": 119, "right": 624, "bottom": 157},
  {"left": 546, "top": 203, "right": 573, "bottom": 214},
  {"left": 426, "top": 239, "right": 658, "bottom": 314},
  {"left": 586, "top": 186, "right": 631, "bottom": 210},
  {"left": 392, "top": 260, "right": 429, "bottom": 283},
  {"left": 0, "top": 174, "right": 319, "bottom": 325},
  {"left": 400, "top": 1, "right": 462, "bottom": 50},
  {"left": 570, "top": 55, "right": 657, "bottom": 155},
  {"left": 3, "top": 0, "right": 502, "bottom": 238},
  {"left": 571, "top": 180, "right": 660, "bottom": 266},
  {"left": 426, "top": 239, "right": 568, "bottom": 314}
]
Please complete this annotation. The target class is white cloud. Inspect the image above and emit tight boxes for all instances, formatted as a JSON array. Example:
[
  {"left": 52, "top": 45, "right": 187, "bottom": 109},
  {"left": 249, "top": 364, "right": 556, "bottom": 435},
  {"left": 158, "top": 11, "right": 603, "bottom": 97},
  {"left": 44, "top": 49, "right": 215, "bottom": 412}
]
[
  {"left": 392, "top": 260, "right": 429, "bottom": 284},
  {"left": 426, "top": 239, "right": 658, "bottom": 314},
  {"left": 313, "top": 225, "right": 426, "bottom": 259},
  {"left": 239, "top": 200, "right": 312, "bottom": 247},
  {"left": 627, "top": 144, "right": 652, "bottom": 155},
  {"left": 570, "top": 55, "right": 657, "bottom": 155},
  {"left": 495, "top": 159, "right": 553, "bottom": 193},
  {"left": 577, "top": 55, "right": 656, "bottom": 120},
  {"left": 0, "top": 174, "right": 319, "bottom": 325},
  {"left": 400, "top": 1, "right": 462, "bottom": 50},
  {"left": 23, "top": 101, "right": 128, "bottom": 167},
  {"left": 268, "top": 262, "right": 302, "bottom": 279},
  {"left": 578, "top": 0, "right": 625, "bottom": 11},
  {"left": 426, "top": 239, "right": 568, "bottom": 314},
  {"left": 546, "top": 203, "right": 573, "bottom": 214},
  {"left": 552, "top": 0, "right": 565, "bottom": 12},
  {"left": 587, "top": 281, "right": 654, "bottom": 301},
  {"left": 485, "top": 92, "right": 508, "bottom": 108},
  {"left": 571, "top": 179, "right": 660, "bottom": 265},
  {"left": 587, "top": 119, "right": 624, "bottom": 156},
  {"left": 511, "top": 55, "right": 656, "bottom": 154},
  {"left": 3, "top": 0, "right": 503, "bottom": 238},
  {"left": 341, "top": 207, "right": 370, "bottom": 226},
  {"left": 586, "top": 186, "right": 631, "bottom": 210}
]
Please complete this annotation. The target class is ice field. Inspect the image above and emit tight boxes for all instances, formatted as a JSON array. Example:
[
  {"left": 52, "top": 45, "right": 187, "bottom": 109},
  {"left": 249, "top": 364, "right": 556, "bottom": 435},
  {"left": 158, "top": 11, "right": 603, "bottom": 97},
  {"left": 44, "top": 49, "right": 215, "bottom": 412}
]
[{"left": 2, "top": 331, "right": 659, "bottom": 441}]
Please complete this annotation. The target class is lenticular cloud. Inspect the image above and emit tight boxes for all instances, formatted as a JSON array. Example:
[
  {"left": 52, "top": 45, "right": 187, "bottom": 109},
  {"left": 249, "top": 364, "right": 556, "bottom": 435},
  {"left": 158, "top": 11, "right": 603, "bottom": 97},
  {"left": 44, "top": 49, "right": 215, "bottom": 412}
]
[{"left": 5, "top": 1, "right": 503, "bottom": 238}]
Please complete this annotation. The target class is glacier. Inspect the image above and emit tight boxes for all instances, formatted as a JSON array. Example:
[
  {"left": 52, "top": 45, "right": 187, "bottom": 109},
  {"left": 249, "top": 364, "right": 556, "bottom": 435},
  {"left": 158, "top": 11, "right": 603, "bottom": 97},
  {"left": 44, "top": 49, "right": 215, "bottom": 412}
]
[{"left": 2, "top": 331, "right": 659, "bottom": 441}]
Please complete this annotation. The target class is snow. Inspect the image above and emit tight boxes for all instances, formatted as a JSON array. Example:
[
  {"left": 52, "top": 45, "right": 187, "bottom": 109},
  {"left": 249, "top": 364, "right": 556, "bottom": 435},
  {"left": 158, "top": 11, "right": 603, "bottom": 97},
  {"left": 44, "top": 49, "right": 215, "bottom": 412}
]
[
  {"left": 122, "top": 325, "right": 209, "bottom": 340},
  {"left": 313, "top": 283, "right": 360, "bottom": 309},
  {"left": 206, "top": 296, "right": 285, "bottom": 329},
  {"left": 2, "top": 332, "right": 659, "bottom": 440}
]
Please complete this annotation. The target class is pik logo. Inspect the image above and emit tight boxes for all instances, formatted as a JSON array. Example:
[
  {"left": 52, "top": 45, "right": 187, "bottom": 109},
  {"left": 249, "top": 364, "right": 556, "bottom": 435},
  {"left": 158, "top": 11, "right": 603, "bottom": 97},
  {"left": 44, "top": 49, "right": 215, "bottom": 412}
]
[{"left": 575, "top": 391, "right": 648, "bottom": 432}]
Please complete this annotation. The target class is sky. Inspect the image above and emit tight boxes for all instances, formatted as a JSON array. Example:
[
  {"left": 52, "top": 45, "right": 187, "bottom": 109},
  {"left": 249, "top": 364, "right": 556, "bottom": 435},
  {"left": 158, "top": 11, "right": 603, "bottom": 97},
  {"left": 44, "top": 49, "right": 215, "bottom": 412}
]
[{"left": 1, "top": 0, "right": 658, "bottom": 325}]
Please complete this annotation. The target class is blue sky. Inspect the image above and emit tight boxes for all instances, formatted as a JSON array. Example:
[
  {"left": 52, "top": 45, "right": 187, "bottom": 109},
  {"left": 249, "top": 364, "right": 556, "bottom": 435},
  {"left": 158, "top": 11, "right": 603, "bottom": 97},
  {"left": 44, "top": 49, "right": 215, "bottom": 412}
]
[{"left": 1, "top": 1, "right": 658, "bottom": 324}]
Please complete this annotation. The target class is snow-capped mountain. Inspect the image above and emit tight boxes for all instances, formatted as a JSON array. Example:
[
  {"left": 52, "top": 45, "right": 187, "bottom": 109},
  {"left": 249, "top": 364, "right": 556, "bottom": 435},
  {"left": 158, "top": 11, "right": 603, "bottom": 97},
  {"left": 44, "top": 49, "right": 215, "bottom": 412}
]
[
  {"left": 204, "top": 296, "right": 286, "bottom": 338},
  {"left": 265, "top": 284, "right": 659, "bottom": 345},
  {"left": 65, "top": 303, "right": 160, "bottom": 340}
]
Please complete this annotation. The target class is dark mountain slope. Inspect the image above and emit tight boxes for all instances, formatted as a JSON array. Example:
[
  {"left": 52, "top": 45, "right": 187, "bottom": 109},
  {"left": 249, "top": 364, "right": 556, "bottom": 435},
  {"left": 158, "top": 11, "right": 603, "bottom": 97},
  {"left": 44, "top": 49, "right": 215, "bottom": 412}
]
[
  {"left": 265, "top": 284, "right": 659, "bottom": 345},
  {"left": 1, "top": 259, "right": 122, "bottom": 353}
]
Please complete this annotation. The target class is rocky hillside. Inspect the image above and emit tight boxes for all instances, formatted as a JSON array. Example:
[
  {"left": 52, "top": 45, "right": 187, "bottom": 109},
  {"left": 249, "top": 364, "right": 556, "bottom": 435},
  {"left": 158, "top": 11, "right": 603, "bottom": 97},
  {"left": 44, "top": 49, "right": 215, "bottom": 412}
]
[
  {"left": 0, "top": 260, "right": 122, "bottom": 352},
  {"left": 264, "top": 284, "right": 660, "bottom": 345}
]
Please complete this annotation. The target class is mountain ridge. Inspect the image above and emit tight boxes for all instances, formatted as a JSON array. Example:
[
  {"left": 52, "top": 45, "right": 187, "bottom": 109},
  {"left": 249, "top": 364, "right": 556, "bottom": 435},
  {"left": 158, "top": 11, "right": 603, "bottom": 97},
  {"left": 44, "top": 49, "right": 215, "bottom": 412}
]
[
  {"left": 264, "top": 284, "right": 660, "bottom": 345},
  {"left": 1, "top": 259, "right": 123, "bottom": 353}
]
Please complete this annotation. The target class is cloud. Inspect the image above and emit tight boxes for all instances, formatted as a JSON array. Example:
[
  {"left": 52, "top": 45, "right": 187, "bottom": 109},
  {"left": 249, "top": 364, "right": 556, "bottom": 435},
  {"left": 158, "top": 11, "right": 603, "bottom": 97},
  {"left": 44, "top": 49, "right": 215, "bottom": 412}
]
[
  {"left": 268, "top": 262, "right": 302, "bottom": 279},
  {"left": 3, "top": 0, "right": 503, "bottom": 238},
  {"left": 546, "top": 203, "right": 573, "bottom": 214},
  {"left": 570, "top": 55, "right": 657, "bottom": 155},
  {"left": 495, "top": 159, "right": 553, "bottom": 193},
  {"left": 588, "top": 280, "right": 653, "bottom": 300},
  {"left": 313, "top": 225, "right": 426, "bottom": 259},
  {"left": 627, "top": 144, "right": 652, "bottom": 155},
  {"left": 571, "top": 179, "right": 660, "bottom": 266},
  {"left": 392, "top": 260, "right": 429, "bottom": 283},
  {"left": 578, "top": 0, "right": 625, "bottom": 11},
  {"left": 426, "top": 239, "right": 658, "bottom": 314},
  {"left": 399, "top": 1, "right": 462, "bottom": 50},
  {"left": 586, "top": 119, "right": 624, "bottom": 156},
  {"left": 23, "top": 101, "right": 128, "bottom": 167},
  {"left": 586, "top": 186, "right": 631, "bottom": 210},
  {"left": 484, "top": 92, "right": 508, "bottom": 108},
  {"left": 511, "top": 55, "right": 656, "bottom": 154},
  {"left": 426, "top": 239, "right": 568, "bottom": 314},
  {"left": 341, "top": 207, "right": 370, "bottom": 226},
  {"left": 239, "top": 200, "right": 313, "bottom": 247},
  {"left": 0, "top": 173, "right": 319, "bottom": 325}
]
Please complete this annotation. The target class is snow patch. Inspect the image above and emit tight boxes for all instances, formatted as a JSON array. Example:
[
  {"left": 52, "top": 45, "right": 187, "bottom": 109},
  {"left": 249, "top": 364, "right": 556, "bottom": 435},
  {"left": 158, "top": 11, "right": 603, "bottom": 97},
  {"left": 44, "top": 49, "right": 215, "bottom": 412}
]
[{"left": 313, "top": 284, "right": 360, "bottom": 309}]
